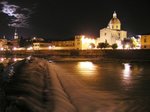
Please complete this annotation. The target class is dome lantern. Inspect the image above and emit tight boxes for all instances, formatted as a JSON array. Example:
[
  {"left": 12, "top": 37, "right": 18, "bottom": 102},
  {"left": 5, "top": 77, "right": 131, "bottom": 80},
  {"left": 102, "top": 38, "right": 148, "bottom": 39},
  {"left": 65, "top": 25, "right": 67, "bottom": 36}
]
[
  {"left": 108, "top": 11, "right": 121, "bottom": 30},
  {"left": 113, "top": 11, "right": 117, "bottom": 18}
]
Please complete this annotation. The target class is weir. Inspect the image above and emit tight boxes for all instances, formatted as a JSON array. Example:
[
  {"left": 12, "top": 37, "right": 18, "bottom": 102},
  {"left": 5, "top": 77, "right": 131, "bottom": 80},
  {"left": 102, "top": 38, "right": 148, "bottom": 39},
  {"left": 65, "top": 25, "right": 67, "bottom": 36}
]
[{"left": 0, "top": 57, "right": 76, "bottom": 112}]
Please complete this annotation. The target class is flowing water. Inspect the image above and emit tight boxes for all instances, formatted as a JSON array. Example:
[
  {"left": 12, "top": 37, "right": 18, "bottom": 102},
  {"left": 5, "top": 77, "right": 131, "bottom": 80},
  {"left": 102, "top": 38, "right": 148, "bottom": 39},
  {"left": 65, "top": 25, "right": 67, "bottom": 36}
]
[
  {"left": 1, "top": 57, "right": 150, "bottom": 112},
  {"left": 53, "top": 60, "right": 150, "bottom": 112}
]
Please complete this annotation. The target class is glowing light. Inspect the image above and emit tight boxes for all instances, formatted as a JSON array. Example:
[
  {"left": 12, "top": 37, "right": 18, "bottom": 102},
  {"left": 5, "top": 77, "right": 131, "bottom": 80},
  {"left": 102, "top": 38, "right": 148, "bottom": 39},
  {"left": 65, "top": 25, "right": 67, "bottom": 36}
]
[
  {"left": 79, "top": 62, "right": 93, "bottom": 69},
  {"left": 26, "top": 56, "right": 32, "bottom": 60},
  {"left": 0, "top": 58, "right": 4, "bottom": 62},
  {"left": 0, "top": 48, "right": 4, "bottom": 51},
  {"left": 81, "top": 36, "right": 96, "bottom": 49},
  {"left": 125, "top": 44, "right": 130, "bottom": 49},
  {"left": 27, "top": 47, "right": 33, "bottom": 50},
  {"left": 13, "top": 58, "right": 17, "bottom": 62},
  {"left": 77, "top": 61, "right": 97, "bottom": 77},
  {"left": 88, "top": 45, "right": 92, "bottom": 49},
  {"left": 123, "top": 63, "right": 131, "bottom": 79},
  {"left": 82, "top": 35, "right": 85, "bottom": 38},
  {"left": 13, "top": 58, "right": 23, "bottom": 62},
  {"left": 13, "top": 47, "right": 17, "bottom": 50},
  {"left": 48, "top": 46, "right": 52, "bottom": 49}
]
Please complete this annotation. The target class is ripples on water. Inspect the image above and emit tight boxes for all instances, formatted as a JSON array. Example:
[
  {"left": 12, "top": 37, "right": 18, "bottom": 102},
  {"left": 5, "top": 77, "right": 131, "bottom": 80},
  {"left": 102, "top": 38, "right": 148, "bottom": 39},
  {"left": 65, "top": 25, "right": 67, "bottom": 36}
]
[
  {"left": 1, "top": 57, "right": 150, "bottom": 112},
  {"left": 56, "top": 61, "right": 150, "bottom": 112}
]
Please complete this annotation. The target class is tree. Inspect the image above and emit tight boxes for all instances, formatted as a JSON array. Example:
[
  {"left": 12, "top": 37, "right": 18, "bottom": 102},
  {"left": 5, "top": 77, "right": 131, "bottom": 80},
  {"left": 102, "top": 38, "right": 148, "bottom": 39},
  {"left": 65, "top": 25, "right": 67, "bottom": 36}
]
[
  {"left": 112, "top": 43, "right": 118, "bottom": 49},
  {"left": 97, "top": 42, "right": 109, "bottom": 49},
  {"left": 89, "top": 43, "right": 95, "bottom": 48}
]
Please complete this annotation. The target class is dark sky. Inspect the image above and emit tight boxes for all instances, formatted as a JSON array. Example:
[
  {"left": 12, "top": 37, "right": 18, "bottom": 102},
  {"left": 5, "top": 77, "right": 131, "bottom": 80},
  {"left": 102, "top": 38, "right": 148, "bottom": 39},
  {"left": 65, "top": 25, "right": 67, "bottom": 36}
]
[{"left": 0, "top": 0, "right": 150, "bottom": 40}]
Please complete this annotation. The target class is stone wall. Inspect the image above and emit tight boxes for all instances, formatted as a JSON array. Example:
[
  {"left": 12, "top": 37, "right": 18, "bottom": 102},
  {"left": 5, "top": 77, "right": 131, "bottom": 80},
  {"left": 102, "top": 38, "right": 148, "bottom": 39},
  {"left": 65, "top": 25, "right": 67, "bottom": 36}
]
[{"left": 1, "top": 49, "right": 150, "bottom": 60}]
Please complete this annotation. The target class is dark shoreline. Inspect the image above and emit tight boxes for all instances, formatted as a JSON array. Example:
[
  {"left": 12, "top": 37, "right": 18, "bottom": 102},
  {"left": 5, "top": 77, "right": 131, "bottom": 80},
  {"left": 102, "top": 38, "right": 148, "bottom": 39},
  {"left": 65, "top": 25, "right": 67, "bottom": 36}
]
[{"left": 1, "top": 49, "right": 150, "bottom": 62}]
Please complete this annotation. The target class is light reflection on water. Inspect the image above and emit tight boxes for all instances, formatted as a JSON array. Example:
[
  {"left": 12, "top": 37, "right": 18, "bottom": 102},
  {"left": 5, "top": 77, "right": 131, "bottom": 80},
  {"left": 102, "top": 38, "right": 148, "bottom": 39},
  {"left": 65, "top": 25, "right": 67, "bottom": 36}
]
[
  {"left": 0, "top": 57, "right": 24, "bottom": 66},
  {"left": 123, "top": 63, "right": 131, "bottom": 80},
  {"left": 77, "top": 61, "right": 97, "bottom": 77},
  {"left": 56, "top": 61, "right": 149, "bottom": 92},
  {"left": 55, "top": 61, "right": 150, "bottom": 111},
  {"left": 122, "top": 63, "right": 133, "bottom": 91}
]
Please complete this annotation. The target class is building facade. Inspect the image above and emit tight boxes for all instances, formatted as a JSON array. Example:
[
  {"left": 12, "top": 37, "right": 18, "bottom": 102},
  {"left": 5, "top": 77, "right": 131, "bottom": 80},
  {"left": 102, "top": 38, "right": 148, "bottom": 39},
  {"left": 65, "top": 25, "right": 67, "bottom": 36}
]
[
  {"left": 50, "top": 36, "right": 96, "bottom": 50},
  {"left": 75, "top": 35, "right": 96, "bottom": 50},
  {"left": 33, "top": 42, "right": 52, "bottom": 50},
  {"left": 141, "top": 35, "right": 150, "bottom": 49},
  {"left": 97, "top": 12, "right": 127, "bottom": 46},
  {"left": 0, "top": 38, "right": 7, "bottom": 50},
  {"left": 51, "top": 40, "right": 75, "bottom": 50}
]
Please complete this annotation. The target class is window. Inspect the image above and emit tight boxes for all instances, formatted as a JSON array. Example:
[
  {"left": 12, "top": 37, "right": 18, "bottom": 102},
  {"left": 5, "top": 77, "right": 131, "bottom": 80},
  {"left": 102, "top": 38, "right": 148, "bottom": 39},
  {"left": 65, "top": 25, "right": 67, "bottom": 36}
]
[{"left": 144, "top": 38, "right": 147, "bottom": 43}]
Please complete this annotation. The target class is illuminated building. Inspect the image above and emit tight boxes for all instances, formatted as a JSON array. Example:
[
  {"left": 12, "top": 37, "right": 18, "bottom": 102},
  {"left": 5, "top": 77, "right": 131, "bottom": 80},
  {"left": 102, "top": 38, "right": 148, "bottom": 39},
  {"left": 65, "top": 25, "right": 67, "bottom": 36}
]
[
  {"left": 75, "top": 35, "right": 96, "bottom": 50},
  {"left": 141, "top": 35, "right": 150, "bottom": 49},
  {"left": 7, "top": 30, "right": 20, "bottom": 49},
  {"left": 51, "top": 40, "right": 75, "bottom": 50},
  {"left": 97, "top": 11, "right": 127, "bottom": 46},
  {"left": 14, "top": 29, "right": 19, "bottom": 39},
  {"left": 49, "top": 35, "right": 96, "bottom": 50},
  {"left": 0, "top": 38, "right": 7, "bottom": 50},
  {"left": 33, "top": 42, "right": 52, "bottom": 50}
]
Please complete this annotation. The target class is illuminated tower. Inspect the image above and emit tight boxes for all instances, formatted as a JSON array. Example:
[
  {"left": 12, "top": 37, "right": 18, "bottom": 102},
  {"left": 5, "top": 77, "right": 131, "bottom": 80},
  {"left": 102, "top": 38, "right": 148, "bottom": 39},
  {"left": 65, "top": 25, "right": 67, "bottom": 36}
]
[
  {"left": 14, "top": 28, "right": 19, "bottom": 39},
  {"left": 108, "top": 11, "right": 121, "bottom": 30}
]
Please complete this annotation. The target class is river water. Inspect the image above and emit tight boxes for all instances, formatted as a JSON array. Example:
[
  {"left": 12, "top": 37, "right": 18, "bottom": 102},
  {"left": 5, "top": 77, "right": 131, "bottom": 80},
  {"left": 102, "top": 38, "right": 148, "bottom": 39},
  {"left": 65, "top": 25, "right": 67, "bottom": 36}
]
[
  {"left": 53, "top": 60, "right": 150, "bottom": 112},
  {"left": 1, "top": 57, "right": 150, "bottom": 111}
]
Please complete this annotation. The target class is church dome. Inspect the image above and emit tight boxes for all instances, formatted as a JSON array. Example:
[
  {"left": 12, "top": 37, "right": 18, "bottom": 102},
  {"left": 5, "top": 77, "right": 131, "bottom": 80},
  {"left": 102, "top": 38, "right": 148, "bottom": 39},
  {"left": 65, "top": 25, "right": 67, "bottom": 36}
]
[
  {"left": 109, "top": 17, "right": 121, "bottom": 24},
  {"left": 108, "top": 11, "right": 121, "bottom": 30}
]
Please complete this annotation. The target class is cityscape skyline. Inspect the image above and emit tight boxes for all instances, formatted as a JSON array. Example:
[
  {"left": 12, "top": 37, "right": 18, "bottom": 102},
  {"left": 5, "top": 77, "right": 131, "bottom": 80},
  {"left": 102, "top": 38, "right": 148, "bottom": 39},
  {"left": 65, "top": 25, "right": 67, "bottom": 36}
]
[{"left": 0, "top": 0, "right": 150, "bottom": 40}]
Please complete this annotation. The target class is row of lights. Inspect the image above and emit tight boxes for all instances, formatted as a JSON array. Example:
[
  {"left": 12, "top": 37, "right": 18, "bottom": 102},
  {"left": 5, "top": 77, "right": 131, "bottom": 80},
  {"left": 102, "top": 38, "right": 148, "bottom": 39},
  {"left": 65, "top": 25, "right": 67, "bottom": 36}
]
[
  {"left": 0, "top": 57, "right": 23, "bottom": 63},
  {"left": 0, "top": 46, "right": 55, "bottom": 51}
]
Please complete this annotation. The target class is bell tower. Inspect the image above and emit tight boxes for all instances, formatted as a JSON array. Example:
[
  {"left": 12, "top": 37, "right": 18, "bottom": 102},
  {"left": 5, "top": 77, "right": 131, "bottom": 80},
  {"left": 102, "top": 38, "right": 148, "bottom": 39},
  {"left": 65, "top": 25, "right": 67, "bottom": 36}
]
[{"left": 14, "top": 28, "right": 19, "bottom": 39}]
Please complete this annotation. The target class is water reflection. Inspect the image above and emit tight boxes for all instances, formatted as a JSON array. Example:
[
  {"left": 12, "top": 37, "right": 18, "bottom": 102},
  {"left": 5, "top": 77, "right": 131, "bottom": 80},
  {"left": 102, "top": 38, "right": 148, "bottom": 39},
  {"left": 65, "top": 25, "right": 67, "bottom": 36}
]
[
  {"left": 123, "top": 63, "right": 132, "bottom": 80},
  {"left": 0, "top": 57, "right": 6, "bottom": 62},
  {"left": 77, "top": 61, "right": 97, "bottom": 77},
  {"left": 0, "top": 57, "right": 24, "bottom": 66},
  {"left": 55, "top": 61, "right": 150, "bottom": 111}
]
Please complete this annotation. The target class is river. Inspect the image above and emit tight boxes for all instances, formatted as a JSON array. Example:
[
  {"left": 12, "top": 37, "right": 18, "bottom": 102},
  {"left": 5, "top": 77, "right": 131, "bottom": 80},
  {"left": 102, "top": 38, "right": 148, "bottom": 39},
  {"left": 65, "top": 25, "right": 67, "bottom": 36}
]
[
  {"left": 52, "top": 60, "right": 150, "bottom": 112},
  {"left": 1, "top": 57, "right": 150, "bottom": 112}
]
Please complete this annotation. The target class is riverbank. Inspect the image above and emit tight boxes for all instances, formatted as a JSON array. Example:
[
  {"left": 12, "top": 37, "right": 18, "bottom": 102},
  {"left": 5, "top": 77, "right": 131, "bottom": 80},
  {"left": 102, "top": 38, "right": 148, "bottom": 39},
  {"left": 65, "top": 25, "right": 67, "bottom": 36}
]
[{"left": 1, "top": 49, "right": 150, "bottom": 61}]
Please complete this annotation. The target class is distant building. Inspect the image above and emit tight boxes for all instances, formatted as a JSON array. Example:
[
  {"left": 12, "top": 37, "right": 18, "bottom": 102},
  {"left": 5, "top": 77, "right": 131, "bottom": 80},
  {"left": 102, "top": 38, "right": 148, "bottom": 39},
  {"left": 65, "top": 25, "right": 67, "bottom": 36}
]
[
  {"left": 0, "top": 38, "right": 7, "bottom": 50},
  {"left": 51, "top": 40, "right": 75, "bottom": 50},
  {"left": 7, "top": 29, "right": 20, "bottom": 49},
  {"left": 97, "top": 11, "right": 127, "bottom": 46},
  {"left": 14, "top": 29, "right": 19, "bottom": 39},
  {"left": 141, "top": 35, "right": 150, "bottom": 49},
  {"left": 75, "top": 35, "right": 96, "bottom": 50},
  {"left": 33, "top": 42, "right": 51, "bottom": 50},
  {"left": 31, "top": 37, "right": 45, "bottom": 42},
  {"left": 49, "top": 35, "right": 96, "bottom": 50}
]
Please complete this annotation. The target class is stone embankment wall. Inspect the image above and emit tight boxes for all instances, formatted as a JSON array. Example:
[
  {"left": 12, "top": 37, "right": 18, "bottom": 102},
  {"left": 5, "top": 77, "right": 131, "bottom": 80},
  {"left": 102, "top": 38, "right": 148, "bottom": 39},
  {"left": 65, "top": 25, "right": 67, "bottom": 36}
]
[
  {"left": 1, "top": 49, "right": 150, "bottom": 60},
  {"left": 0, "top": 58, "right": 77, "bottom": 112}
]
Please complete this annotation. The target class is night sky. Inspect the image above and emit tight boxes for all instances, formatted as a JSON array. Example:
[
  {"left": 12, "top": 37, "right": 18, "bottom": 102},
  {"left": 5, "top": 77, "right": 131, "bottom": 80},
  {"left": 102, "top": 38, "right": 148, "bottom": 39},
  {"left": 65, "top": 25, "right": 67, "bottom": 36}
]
[{"left": 0, "top": 0, "right": 149, "bottom": 40}]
